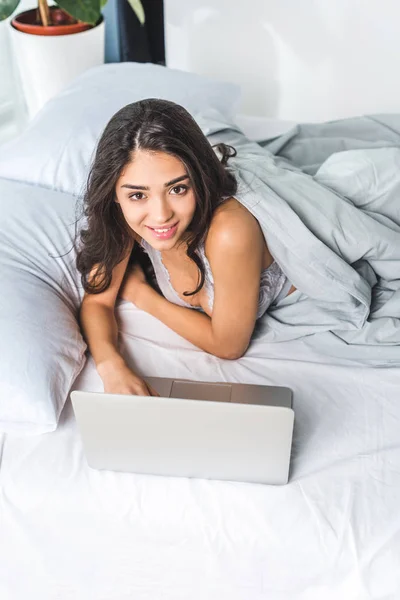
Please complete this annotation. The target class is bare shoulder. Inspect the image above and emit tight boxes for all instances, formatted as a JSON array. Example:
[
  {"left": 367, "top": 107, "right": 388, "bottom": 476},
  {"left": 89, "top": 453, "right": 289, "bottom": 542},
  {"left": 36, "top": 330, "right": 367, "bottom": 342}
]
[{"left": 205, "top": 197, "right": 264, "bottom": 256}]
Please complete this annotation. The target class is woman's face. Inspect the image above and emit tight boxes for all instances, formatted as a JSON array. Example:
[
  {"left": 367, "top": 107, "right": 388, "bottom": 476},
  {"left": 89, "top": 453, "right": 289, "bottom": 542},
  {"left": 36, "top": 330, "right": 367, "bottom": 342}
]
[{"left": 115, "top": 150, "right": 197, "bottom": 251}]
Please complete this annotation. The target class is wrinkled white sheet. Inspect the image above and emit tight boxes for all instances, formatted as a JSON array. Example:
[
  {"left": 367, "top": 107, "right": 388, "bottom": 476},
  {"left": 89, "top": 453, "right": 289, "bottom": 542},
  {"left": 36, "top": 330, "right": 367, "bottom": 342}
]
[{"left": 1, "top": 300, "right": 400, "bottom": 600}]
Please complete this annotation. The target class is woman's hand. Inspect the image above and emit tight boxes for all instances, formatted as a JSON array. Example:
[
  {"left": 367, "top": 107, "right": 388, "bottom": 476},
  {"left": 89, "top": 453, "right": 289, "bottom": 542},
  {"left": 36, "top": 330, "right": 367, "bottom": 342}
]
[{"left": 98, "top": 358, "right": 159, "bottom": 397}]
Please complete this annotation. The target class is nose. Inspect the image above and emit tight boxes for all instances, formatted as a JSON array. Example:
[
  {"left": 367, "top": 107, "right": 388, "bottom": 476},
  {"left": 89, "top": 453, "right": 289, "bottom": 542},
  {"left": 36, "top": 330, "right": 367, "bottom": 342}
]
[{"left": 151, "top": 196, "right": 174, "bottom": 225}]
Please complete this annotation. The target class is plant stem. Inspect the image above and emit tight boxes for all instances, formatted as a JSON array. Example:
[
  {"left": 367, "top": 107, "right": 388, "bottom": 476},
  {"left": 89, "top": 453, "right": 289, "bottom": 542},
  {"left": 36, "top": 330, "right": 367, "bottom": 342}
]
[{"left": 38, "top": 0, "right": 51, "bottom": 26}]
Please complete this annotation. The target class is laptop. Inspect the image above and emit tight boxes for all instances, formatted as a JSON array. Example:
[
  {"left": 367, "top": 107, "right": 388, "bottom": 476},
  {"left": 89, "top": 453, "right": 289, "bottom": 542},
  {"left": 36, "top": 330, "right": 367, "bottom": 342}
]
[{"left": 71, "top": 377, "right": 294, "bottom": 485}]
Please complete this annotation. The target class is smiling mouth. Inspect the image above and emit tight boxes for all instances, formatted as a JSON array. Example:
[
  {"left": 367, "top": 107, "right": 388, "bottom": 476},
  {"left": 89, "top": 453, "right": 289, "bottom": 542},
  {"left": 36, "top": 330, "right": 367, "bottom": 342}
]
[
  {"left": 149, "top": 223, "right": 176, "bottom": 233},
  {"left": 146, "top": 223, "right": 178, "bottom": 233},
  {"left": 145, "top": 222, "right": 179, "bottom": 240}
]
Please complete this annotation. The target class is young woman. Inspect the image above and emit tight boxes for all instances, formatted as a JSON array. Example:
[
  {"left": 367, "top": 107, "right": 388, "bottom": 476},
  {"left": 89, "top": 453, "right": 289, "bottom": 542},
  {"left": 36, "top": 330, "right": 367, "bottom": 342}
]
[{"left": 76, "top": 99, "right": 296, "bottom": 396}]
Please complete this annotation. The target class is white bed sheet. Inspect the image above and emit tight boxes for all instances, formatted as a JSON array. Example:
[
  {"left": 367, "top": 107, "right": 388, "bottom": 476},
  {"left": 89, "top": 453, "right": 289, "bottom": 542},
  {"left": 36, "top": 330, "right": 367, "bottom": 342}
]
[{"left": 1, "top": 297, "right": 400, "bottom": 600}]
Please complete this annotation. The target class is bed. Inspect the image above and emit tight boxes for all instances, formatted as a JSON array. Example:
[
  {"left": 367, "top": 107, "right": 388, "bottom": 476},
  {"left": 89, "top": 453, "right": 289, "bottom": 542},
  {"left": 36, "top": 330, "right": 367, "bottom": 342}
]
[
  {"left": 1, "top": 64, "right": 400, "bottom": 600},
  {"left": 2, "top": 286, "right": 400, "bottom": 599}
]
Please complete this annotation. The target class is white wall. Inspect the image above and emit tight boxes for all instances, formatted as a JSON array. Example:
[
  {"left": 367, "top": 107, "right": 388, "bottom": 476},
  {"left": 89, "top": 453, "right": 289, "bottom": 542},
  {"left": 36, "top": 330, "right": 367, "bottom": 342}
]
[{"left": 164, "top": 0, "right": 400, "bottom": 121}]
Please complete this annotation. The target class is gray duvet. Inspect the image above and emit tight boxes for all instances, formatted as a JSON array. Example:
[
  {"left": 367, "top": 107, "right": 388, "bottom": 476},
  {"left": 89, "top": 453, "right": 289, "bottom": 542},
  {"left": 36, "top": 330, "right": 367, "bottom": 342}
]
[{"left": 197, "top": 113, "right": 400, "bottom": 366}]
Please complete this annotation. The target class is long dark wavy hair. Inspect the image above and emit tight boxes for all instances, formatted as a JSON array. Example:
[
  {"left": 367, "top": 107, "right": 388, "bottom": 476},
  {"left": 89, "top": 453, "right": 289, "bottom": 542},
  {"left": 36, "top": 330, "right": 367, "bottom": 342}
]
[{"left": 76, "top": 98, "right": 237, "bottom": 296}]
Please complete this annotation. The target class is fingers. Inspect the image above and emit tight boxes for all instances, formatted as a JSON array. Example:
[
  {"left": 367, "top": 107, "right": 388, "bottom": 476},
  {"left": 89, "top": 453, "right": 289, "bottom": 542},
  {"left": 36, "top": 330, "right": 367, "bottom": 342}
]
[
  {"left": 147, "top": 384, "right": 160, "bottom": 397},
  {"left": 102, "top": 375, "right": 159, "bottom": 397}
]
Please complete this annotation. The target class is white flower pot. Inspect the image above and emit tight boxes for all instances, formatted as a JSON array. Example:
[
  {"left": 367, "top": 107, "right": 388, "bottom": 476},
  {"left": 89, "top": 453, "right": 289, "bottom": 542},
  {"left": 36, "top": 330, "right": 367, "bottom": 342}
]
[{"left": 10, "top": 18, "right": 105, "bottom": 119}]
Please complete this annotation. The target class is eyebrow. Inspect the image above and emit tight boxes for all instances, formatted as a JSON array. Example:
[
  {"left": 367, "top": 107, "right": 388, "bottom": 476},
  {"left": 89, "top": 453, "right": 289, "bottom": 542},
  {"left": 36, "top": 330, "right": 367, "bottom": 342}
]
[{"left": 121, "top": 174, "right": 190, "bottom": 191}]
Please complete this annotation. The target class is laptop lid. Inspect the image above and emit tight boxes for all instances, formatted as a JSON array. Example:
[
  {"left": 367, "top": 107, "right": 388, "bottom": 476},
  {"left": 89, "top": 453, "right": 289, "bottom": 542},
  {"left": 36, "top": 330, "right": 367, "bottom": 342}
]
[{"left": 71, "top": 378, "right": 294, "bottom": 485}]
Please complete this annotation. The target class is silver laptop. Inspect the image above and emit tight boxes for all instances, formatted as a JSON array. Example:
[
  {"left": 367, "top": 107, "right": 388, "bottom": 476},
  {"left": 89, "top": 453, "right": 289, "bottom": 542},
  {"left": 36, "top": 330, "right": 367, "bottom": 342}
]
[{"left": 71, "top": 377, "right": 294, "bottom": 485}]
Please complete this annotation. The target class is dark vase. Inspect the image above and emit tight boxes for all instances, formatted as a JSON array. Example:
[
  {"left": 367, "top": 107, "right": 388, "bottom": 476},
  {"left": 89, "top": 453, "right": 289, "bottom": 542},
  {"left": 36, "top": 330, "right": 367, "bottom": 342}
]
[{"left": 117, "top": 0, "right": 165, "bottom": 64}]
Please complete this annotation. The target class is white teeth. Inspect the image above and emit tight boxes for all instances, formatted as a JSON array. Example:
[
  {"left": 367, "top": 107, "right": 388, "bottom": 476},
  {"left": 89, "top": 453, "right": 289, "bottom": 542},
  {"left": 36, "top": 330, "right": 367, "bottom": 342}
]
[{"left": 153, "top": 227, "right": 172, "bottom": 233}]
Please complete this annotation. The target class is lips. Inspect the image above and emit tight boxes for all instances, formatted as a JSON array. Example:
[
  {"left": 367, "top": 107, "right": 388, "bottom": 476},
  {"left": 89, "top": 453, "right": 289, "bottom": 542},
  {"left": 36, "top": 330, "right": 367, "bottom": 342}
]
[{"left": 146, "top": 222, "right": 179, "bottom": 241}]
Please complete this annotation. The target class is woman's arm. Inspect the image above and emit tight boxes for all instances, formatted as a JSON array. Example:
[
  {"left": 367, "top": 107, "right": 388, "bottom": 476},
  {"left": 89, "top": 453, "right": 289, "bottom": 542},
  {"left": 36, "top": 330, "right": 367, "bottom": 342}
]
[
  {"left": 133, "top": 285, "right": 229, "bottom": 357},
  {"left": 79, "top": 300, "right": 124, "bottom": 378},
  {"left": 79, "top": 246, "right": 157, "bottom": 396},
  {"left": 123, "top": 207, "right": 264, "bottom": 359}
]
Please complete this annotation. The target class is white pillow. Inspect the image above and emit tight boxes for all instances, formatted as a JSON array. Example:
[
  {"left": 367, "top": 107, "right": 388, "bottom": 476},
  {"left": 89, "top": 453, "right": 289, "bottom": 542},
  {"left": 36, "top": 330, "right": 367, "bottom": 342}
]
[
  {"left": 0, "top": 63, "right": 241, "bottom": 196},
  {"left": 0, "top": 178, "right": 86, "bottom": 434}
]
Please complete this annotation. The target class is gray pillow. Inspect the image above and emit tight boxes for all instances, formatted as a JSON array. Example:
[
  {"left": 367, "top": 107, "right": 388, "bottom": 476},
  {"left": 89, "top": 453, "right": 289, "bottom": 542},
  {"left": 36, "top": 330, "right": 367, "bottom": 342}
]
[
  {"left": 0, "top": 63, "right": 241, "bottom": 196},
  {"left": 0, "top": 178, "right": 86, "bottom": 434}
]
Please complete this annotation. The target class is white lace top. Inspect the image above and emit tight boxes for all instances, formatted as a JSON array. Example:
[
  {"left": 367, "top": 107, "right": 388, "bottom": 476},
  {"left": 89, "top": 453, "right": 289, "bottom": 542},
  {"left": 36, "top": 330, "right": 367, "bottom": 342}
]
[{"left": 141, "top": 239, "right": 291, "bottom": 319}]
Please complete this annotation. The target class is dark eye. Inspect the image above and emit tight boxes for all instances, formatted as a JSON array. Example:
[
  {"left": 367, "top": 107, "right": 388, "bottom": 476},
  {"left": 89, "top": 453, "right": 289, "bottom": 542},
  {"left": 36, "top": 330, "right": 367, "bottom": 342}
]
[
  {"left": 170, "top": 185, "right": 188, "bottom": 195},
  {"left": 129, "top": 192, "right": 146, "bottom": 201}
]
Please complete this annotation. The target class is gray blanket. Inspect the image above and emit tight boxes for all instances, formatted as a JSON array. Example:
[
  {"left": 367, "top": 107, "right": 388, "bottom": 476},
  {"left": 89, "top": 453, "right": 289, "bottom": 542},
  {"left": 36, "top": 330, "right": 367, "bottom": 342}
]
[{"left": 195, "top": 112, "right": 400, "bottom": 366}]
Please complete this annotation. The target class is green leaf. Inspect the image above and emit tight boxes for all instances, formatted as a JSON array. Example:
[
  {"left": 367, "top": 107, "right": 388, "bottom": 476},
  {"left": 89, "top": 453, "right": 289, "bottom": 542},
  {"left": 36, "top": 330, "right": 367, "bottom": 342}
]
[
  {"left": 0, "top": 0, "right": 20, "bottom": 21},
  {"left": 127, "top": 0, "right": 145, "bottom": 25},
  {"left": 100, "top": 0, "right": 107, "bottom": 8},
  {"left": 56, "top": 0, "right": 101, "bottom": 26}
]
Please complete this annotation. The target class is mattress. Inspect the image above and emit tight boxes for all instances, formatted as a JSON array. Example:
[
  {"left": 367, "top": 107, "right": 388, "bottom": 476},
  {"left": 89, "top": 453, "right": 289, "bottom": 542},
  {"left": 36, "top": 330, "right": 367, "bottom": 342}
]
[{"left": 1, "top": 291, "right": 400, "bottom": 599}]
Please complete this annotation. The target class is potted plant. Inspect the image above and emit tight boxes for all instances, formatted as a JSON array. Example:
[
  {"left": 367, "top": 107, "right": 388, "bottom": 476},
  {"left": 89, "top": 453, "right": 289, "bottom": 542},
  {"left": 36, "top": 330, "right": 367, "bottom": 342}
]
[{"left": 0, "top": 0, "right": 145, "bottom": 118}]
